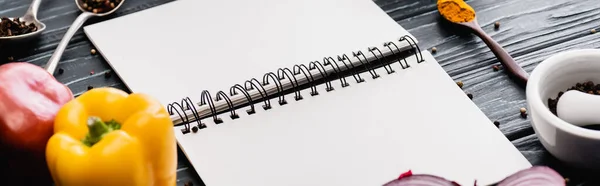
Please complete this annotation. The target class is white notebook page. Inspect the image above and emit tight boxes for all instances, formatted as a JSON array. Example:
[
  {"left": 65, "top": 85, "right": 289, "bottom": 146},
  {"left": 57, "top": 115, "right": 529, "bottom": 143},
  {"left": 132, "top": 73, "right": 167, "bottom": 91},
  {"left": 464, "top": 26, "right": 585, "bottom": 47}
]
[
  {"left": 175, "top": 51, "right": 532, "bottom": 186},
  {"left": 83, "top": 0, "right": 413, "bottom": 106}
]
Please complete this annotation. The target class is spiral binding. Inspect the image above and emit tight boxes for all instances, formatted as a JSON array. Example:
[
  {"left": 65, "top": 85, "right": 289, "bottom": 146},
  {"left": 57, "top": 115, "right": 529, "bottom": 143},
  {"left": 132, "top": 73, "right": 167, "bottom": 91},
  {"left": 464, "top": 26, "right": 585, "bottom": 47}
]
[{"left": 168, "top": 35, "right": 424, "bottom": 134}]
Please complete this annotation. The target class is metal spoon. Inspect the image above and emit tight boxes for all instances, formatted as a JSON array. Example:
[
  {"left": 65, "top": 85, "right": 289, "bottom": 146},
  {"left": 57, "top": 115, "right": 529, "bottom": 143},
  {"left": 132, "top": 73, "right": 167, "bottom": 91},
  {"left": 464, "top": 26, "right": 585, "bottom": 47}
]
[
  {"left": 0, "top": 0, "right": 46, "bottom": 43},
  {"left": 44, "top": 0, "right": 125, "bottom": 74}
]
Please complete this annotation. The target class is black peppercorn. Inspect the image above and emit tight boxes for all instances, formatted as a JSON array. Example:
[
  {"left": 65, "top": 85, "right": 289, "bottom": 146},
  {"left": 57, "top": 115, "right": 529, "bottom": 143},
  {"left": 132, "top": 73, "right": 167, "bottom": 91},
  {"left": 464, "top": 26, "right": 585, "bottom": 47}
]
[
  {"left": 87, "top": 85, "right": 94, "bottom": 90},
  {"left": 493, "top": 121, "right": 500, "bottom": 128},
  {"left": 585, "top": 81, "right": 595, "bottom": 89},
  {"left": 467, "top": 93, "right": 473, "bottom": 99},
  {"left": 520, "top": 112, "right": 527, "bottom": 118},
  {"left": 492, "top": 65, "right": 503, "bottom": 71},
  {"left": 0, "top": 17, "right": 38, "bottom": 37},
  {"left": 58, "top": 68, "right": 64, "bottom": 74},
  {"left": 456, "top": 81, "right": 463, "bottom": 88},
  {"left": 104, "top": 71, "right": 112, "bottom": 79},
  {"left": 184, "top": 180, "right": 194, "bottom": 186},
  {"left": 79, "top": 0, "right": 122, "bottom": 14},
  {"left": 192, "top": 126, "right": 198, "bottom": 133}
]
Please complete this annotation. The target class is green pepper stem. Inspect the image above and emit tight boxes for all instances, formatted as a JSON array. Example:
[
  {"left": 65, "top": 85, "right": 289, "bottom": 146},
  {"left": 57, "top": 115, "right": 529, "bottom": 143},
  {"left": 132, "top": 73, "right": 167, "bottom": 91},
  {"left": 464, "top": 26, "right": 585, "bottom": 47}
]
[
  {"left": 88, "top": 116, "right": 109, "bottom": 138},
  {"left": 82, "top": 116, "right": 120, "bottom": 147}
]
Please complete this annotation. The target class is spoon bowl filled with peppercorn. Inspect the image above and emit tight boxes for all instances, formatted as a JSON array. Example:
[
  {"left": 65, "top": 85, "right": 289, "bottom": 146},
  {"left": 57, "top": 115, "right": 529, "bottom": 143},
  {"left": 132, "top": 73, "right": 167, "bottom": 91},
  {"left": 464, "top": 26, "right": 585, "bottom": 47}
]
[
  {"left": 526, "top": 48, "right": 600, "bottom": 170},
  {"left": 44, "top": 0, "right": 124, "bottom": 74},
  {"left": 76, "top": 0, "right": 124, "bottom": 16},
  {"left": 0, "top": 0, "right": 46, "bottom": 43}
]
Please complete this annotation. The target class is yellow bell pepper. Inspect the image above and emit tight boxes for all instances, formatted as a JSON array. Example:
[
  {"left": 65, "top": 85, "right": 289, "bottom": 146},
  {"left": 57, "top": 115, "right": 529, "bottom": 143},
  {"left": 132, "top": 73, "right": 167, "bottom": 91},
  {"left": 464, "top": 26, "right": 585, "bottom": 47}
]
[{"left": 45, "top": 87, "right": 177, "bottom": 186}]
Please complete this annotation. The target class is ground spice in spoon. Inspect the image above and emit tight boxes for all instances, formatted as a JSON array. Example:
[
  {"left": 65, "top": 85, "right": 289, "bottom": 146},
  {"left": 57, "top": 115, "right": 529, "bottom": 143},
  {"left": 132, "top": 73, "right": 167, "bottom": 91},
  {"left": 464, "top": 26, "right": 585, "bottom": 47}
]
[
  {"left": 0, "top": 17, "right": 38, "bottom": 37},
  {"left": 80, "top": 0, "right": 121, "bottom": 14},
  {"left": 437, "top": 0, "right": 476, "bottom": 23}
]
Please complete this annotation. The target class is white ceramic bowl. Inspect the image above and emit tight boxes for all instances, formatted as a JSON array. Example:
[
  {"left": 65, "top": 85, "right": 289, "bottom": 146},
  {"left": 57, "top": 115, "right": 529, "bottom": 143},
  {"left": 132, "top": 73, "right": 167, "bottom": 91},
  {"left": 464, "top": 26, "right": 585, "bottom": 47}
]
[{"left": 527, "top": 49, "right": 600, "bottom": 170}]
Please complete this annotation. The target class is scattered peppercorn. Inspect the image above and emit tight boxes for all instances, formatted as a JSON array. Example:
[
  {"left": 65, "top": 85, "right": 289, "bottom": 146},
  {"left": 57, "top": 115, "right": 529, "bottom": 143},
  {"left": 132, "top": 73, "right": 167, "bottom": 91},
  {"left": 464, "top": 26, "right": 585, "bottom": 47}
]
[
  {"left": 80, "top": 0, "right": 122, "bottom": 14},
  {"left": 591, "top": 29, "right": 597, "bottom": 34},
  {"left": 520, "top": 112, "right": 528, "bottom": 119},
  {"left": 0, "top": 17, "right": 38, "bottom": 37},
  {"left": 519, "top": 107, "right": 528, "bottom": 118},
  {"left": 456, "top": 81, "right": 463, "bottom": 88},
  {"left": 494, "top": 22, "right": 500, "bottom": 29},
  {"left": 104, "top": 71, "right": 112, "bottom": 79},
  {"left": 493, "top": 65, "right": 502, "bottom": 71},
  {"left": 493, "top": 121, "right": 500, "bottom": 128},
  {"left": 58, "top": 68, "right": 64, "bottom": 74},
  {"left": 7, "top": 56, "right": 13, "bottom": 61},
  {"left": 184, "top": 180, "right": 194, "bottom": 186},
  {"left": 191, "top": 126, "right": 198, "bottom": 133},
  {"left": 467, "top": 93, "right": 473, "bottom": 99},
  {"left": 549, "top": 80, "right": 600, "bottom": 116},
  {"left": 431, "top": 47, "right": 437, "bottom": 53},
  {"left": 87, "top": 85, "right": 94, "bottom": 90},
  {"left": 90, "top": 49, "right": 97, "bottom": 55},
  {"left": 519, "top": 107, "right": 526, "bottom": 114}
]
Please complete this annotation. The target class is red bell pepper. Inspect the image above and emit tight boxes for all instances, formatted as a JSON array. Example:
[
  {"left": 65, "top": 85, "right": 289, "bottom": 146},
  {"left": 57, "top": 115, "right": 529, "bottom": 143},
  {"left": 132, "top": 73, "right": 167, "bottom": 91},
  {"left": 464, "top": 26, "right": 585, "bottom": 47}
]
[{"left": 0, "top": 62, "right": 73, "bottom": 185}]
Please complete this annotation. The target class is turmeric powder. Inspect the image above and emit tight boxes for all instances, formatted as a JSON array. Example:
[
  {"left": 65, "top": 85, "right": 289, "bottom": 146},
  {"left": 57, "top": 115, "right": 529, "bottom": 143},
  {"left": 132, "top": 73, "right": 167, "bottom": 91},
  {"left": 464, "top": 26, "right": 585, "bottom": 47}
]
[{"left": 437, "top": 0, "right": 476, "bottom": 23}]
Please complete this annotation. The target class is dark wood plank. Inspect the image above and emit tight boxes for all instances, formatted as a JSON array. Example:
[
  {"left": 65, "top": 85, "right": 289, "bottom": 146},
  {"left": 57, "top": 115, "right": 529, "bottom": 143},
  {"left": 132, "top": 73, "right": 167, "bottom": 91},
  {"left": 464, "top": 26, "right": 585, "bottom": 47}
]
[
  {"left": 386, "top": 0, "right": 600, "bottom": 185},
  {"left": 2, "top": 0, "right": 600, "bottom": 185}
]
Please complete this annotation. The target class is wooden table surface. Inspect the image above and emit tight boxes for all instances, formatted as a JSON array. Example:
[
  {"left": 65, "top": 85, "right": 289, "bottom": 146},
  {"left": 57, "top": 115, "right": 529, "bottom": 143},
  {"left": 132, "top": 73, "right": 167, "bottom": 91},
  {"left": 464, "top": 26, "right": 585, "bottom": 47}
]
[{"left": 1, "top": 0, "right": 600, "bottom": 185}]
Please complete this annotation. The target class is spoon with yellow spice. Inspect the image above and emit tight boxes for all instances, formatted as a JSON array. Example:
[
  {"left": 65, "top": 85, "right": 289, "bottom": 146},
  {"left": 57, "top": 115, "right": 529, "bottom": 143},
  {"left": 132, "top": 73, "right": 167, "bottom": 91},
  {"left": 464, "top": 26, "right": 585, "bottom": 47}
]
[{"left": 437, "top": 0, "right": 529, "bottom": 86}]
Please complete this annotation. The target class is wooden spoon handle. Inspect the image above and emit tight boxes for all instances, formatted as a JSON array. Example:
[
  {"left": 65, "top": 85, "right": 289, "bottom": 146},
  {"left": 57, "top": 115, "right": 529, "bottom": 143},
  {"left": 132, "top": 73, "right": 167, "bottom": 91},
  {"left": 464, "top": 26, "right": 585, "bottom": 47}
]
[{"left": 470, "top": 22, "right": 529, "bottom": 86}]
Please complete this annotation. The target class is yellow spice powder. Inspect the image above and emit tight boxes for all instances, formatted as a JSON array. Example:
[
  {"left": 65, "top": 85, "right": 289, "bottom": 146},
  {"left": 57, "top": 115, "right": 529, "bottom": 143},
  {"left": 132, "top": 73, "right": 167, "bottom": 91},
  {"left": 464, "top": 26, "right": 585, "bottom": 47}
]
[{"left": 437, "top": 0, "right": 476, "bottom": 23}]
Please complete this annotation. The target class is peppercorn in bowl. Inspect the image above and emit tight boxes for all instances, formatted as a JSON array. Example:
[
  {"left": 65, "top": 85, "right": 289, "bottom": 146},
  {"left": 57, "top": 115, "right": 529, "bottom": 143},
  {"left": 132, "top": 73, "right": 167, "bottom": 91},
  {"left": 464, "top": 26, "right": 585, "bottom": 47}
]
[
  {"left": 526, "top": 49, "right": 600, "bottom": 170},
  {"left": 79, "top": 0, "right": 122, "bottom": 14}
]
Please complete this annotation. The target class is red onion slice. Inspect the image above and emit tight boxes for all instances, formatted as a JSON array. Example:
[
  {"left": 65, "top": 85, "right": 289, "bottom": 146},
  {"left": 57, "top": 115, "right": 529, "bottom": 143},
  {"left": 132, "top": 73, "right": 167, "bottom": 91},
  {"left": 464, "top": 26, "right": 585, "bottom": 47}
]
[
  {"left": 495, "top": 166, "right": 565, "bottom": 186},
  {"left": 381, "top": 166, "right": 564, "bottom": 186},
  {"left": 383, "top": 170, "right": 460, "bottom": 186}
]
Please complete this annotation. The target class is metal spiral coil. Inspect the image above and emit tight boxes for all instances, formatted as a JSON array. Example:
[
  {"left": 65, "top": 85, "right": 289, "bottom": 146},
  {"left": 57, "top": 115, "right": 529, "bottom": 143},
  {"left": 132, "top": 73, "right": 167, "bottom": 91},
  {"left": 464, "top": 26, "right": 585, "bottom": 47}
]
[
  {"left": 277, "top": 68, "right": 303, "bottom": 101},
  {"left": 293, "top": 64, "right": 319, "bottom": 96},
  {"left": 169, "top": 35, "right": 423, "bottom": 134},
  {"left": 230, "top": 83, "right": 256, "bottom": 115},
  {"left": 323, "top": 56, "right": 349, "bottom": 88},
  {"left": 308, "top": 60, "right": 334, "bottom": 92},
  {"left": 369, "top": 47, "right": 395, "bottom": 74},
  {"left": 338, "top": 54, "right": 365, "bottom": 83},
  {"left": 245, "top": 78, "right": 270, "bottom": 110},
  {"left": 353, "top": 51, "right": 380, "bottom": 79},
  {"left": 263, "top": 72, "right": 286, "bottom": 105}
]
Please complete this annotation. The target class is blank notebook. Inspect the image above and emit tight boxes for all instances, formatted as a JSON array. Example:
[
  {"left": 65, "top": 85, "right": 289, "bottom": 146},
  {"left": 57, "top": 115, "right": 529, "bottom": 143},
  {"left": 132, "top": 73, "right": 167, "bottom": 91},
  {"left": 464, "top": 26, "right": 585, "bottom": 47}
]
[
  {"left": 83, "top": 0, "right": 414, "bottom": 107},
  {"left": 83, "top": 0, "right": 532, "bottom": 185}
]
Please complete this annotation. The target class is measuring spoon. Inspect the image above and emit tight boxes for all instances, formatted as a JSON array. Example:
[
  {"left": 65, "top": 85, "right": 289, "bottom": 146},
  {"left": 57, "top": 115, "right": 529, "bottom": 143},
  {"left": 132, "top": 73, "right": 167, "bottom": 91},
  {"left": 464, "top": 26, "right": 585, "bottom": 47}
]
[
  {"left": 45, "top": 0, "right": 125, "bottom": 74},
  {"left": 0, "top": 0, "right": 46, "bottom": 43}
]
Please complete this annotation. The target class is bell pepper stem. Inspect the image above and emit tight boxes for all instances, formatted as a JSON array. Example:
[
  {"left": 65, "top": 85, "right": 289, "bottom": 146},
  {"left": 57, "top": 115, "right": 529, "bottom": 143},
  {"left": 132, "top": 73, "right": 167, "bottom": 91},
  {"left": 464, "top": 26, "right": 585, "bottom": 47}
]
[{"left": 83, "top": 116, "right": 120, "bottom": 147}]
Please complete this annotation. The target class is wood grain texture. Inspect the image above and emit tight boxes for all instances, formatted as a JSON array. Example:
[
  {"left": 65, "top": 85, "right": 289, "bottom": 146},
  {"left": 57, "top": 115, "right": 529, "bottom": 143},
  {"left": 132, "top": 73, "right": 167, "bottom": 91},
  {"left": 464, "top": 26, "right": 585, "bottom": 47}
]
[{"left": 1, "top": 0, "right": 599, "bottom": 185}]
